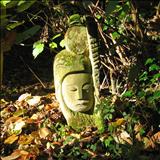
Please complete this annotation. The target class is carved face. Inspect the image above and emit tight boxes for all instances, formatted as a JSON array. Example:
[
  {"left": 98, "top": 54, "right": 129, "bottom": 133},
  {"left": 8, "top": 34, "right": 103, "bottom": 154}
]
[{"left": 62, "top": 73, "right": 94, "bottom": 112}]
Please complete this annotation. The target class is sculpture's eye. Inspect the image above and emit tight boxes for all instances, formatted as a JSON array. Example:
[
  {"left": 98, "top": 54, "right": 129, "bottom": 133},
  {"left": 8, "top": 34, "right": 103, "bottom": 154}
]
[
  {"left": 83, "top": 84, "right": 91, "bottom": 92},
  {"left": 69, "top": 87, "right": 77, "bottom": 92}
]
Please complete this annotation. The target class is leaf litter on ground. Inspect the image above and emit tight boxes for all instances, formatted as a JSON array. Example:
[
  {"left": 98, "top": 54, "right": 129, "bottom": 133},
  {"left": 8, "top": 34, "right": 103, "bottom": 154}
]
[{"left": 0, "top": 92, "right": 160, "bottom": 159}]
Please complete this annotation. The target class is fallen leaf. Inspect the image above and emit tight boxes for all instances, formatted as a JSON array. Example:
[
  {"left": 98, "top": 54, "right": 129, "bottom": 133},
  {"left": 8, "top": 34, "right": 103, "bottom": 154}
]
[
  {"left": 13, "top": 109, "right": 27, "bottom": 117},
  {"left": 4, "top": 134, "right": 18, "bottom": 144},
  {"left": 1, "top": 150, "right": 29, "bottom": 160},
  {"left": 39, "top": 127, "right": 51, "bottom": 139},
  {"left": 26, "top": 96, "right": 41, "bottom": 106},
  {"left": 70, "top": 133, "right": 81, "bottom": 139},
  {"left": 113, "top": 130, "right": 132, "bottom": 144},
  {"left": 17, "top": 93, "right": 31, "bottom": 102},
  {"left": 5, "top": 116, "right": 22, "bottom": 126},
  {"left": 145, "top": 131, "right": 160, "bottom": 149},
  {"left": 18, "top": 134, "right": 34, "bottom": 145},
  {"left": 31, "top": 113, "right": 39, "bottom": 120},
  {"left": 114, "top": 118, "right": 125, "bottom": 126},
  {"left": 13, "top": 119, "right": 26, "bottom": 131}
]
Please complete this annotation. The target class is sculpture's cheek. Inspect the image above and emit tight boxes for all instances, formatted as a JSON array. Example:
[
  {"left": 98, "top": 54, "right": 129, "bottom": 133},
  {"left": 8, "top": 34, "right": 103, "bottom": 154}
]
[{"left": 62, "top": 92, "right": 94, "bottom": 112}]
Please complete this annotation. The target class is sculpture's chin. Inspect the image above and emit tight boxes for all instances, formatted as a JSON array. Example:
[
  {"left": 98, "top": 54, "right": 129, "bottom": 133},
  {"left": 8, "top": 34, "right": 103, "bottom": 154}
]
[{"left": 70, "top": 105, "right": 92, "bottom": 112}]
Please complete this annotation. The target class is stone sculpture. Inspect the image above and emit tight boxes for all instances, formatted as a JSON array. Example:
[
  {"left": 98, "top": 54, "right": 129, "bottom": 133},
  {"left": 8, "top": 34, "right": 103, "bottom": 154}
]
[{"left": 54, "top": 17, "right": 103, "bottom": 130}]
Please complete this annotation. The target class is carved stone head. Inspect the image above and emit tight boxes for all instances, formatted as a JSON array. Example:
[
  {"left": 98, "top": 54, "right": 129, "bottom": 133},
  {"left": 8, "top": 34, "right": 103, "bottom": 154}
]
[
  {"left": 54, "top": 50, "right": 97, "bottom": 128},
  {"left": 62, "top": 72, "right": 94, "bottom": 112}
]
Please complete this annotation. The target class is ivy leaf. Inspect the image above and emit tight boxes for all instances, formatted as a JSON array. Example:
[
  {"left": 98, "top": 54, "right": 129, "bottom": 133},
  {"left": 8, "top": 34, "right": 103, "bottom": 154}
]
[
  {"left": 32, "top": 41, "right": 44, "bottom": 59},
  {"left": 60, "top": 39, "right": 65, "bottom": 48},
  {"left": 122, "top": 91, "right": 133, "bottom": 97},
  {"left": 0, "top": 0, "right": 11, "bottom": 6},
  {"left": 16, "top": 0, "right": 36, "bottom": 12},
  {"left": 105, "top": 1, "right": 119, "bottom": 16},
  {"left": 112, "top": 32, "right": 120, "bottom": 40},
  {"left": 145, "top": 58, "right": 154, "bottom": 65},
  {"left": 15, "top": 25, "right": 41, "bottom": 44},
  {"left": 68, "top": 14, "right": 81, "bottom": 25},
  {"left": 49, "top": 42, "right": 57, "bottom": 49},
  {"left": 153, "top": 90, "right": 160, "bottom": 100},
  {"left": 149, "top": 64, "right": 160, "bottom": 72},
  {"left": 6, "top": 21, "right": 24, "bottom": 30}
]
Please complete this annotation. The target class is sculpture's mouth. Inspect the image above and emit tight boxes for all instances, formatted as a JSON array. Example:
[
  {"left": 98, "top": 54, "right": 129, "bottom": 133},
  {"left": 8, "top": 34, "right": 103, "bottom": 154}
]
[{"left": 76, "top": 100, "right": 89, "bottom": 105}]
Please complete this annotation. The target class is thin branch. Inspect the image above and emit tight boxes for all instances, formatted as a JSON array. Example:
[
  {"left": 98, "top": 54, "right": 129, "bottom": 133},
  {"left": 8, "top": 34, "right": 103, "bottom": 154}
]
[{"left": 19, "top": 55, "right": 46, "bottom": 89}]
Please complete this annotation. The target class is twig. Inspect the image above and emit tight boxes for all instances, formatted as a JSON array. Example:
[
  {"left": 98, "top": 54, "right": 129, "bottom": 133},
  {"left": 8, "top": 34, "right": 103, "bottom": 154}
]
[{"left": 19, "top": 55, "right": 46, "bottom": 88}]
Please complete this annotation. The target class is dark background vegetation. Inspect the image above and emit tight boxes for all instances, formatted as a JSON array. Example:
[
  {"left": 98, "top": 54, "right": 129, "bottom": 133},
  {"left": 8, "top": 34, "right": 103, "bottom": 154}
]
[{"left": 0, "top": 0, "right": 160, "bottom": 159}]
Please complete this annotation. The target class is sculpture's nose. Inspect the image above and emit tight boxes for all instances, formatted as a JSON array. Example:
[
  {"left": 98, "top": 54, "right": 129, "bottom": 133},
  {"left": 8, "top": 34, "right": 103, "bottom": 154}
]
[{"left": 77, "top": 89, "right": 83, "bottom": 100}]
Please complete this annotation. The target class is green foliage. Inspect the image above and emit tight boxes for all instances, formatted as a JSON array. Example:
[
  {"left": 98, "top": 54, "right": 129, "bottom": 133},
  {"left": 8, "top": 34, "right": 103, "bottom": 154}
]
[
  {"left": 97, "top": 98, "right": 115, "bottom": 121},
  {"left": 15, "top": 25, "right": 41, "bottom": 44},
  {"left": 16, "top": 0, "right": 37, "bottom": 13},
  {"left": 32, "top": 41, "right": 44, "bottom": 59},
  {"left": 0, "top": 0, "right": 11, "bottom": 6},
  {"left": 1, "top": 0, "right": 160, "bottom": 159}
]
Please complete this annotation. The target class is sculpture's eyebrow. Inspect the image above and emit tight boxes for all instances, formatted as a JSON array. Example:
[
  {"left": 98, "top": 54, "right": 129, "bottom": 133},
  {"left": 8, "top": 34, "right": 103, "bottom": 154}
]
[
  {"left": 65, "top": 84, "right": 77, "bottom": 87},
  {"left": 83, "top": 82, "right": 91, "bottom": 87}
]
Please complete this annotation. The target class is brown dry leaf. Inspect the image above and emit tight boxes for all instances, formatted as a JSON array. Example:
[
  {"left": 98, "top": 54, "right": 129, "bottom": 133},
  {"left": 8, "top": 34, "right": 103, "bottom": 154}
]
[
  {"left": 30, "top": 131, "right": 42, "bottom": 145},
  {"left": 134, "top": 123, "right": 143, "bottom": 141},
  {"left": 4, "top": 134, "right": 18, "bottom": 144},
  {"left": 52, "top": 101, "right": 59, "bottom": 108},
  {"left": 5, "top": 116, "right": 22, "bottom": 126},
  {"left": 25, "top": 118, "right": 35, "bottom": 124},
  {"left": 30, "top": 131, "right": 39, "bottom": 138},
  {"left": 52, "top": 141, "right": 62, "bottom": 146},
  {"left": 39, "top": 127, "right": 51, "bottom": 139},
  {"left": 18, "top": 134, "right": 34, "bottom": 145},
  {"left": 1, "top": 150, "right": 29, "bottom": 160},
  {"left": 114, "top": 130, "right": 132, "bottom": 145},
  {"left": 145, "top": 131, "right": 160, "bottom": 149},
  {"left": 44, "top": 104, "right": 54, "bottom": 111},
  {"left": 1, "top": 151, "right": 21, "bottom": 160},
  {"left": 84, "top": 149, "right": 97, "bottom": 157}
]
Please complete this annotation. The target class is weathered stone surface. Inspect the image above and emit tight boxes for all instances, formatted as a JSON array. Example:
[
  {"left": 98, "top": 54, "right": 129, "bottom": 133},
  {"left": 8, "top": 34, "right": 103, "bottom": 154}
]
[{"left": 53, "top": 24, "right": 104, "bottom": 130}]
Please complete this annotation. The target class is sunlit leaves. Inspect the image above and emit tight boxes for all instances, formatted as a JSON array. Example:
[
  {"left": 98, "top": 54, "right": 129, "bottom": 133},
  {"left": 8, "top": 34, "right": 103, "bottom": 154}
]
[
  {"left": 6, "top": 21, "right": 24, "bottom": 30},
  {"left": 4, "top": 134, "right": 18, "bottom": 144},
  {"left": 49, "top": 42, "right": 57, "bottom": 49},
  {"left": 112, "top": 32, "right": 120, "bottom": 40},
  {"left": 149, "top": 64, "right": 160, "bottom": 71},
  {"left": 0, "top": 0, "right": 11, "bottom": 6},
  {"left": 51, "top": 33, "right": 61, "bottom": 40},
  {"left": 122, "top": 90, "right": 133, "bottom": 98},
  {"left": 60, "top": 39, "right": 65, "bottom": 48},
  {"left": 32, "top": 41, "right": 44, "bottom": 59},
  {"left": 1, "top": 150, "right": 30, "bottom": 160},
  {"left": 68, "top": 14, "right": 81, "bottom": 25}
]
